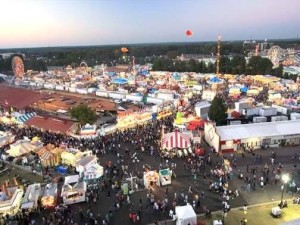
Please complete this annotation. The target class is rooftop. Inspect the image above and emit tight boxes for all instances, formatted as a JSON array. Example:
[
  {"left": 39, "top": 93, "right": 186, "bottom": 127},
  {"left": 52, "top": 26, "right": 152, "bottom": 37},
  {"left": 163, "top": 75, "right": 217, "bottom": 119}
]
[
  {"left": 0, "top": 85, "right": 44, "bottom": 109},
  {"left": 217, "top": 120, "right": 300, "bottom": 141},
  {"left": 25, "top": 116, "right": 75, "bottom": 134}
]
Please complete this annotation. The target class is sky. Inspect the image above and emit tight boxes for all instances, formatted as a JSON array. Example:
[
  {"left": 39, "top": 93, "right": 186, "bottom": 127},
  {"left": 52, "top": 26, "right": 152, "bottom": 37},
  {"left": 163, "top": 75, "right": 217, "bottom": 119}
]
[{"left": 0, "top": 0, "right": 299, "bottom": 48}]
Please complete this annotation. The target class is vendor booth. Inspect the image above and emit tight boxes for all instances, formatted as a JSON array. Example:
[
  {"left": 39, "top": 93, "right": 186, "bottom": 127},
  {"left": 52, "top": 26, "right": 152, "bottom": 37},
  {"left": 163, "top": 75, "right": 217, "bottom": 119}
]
[
  {"left": 143, "top": 170, "right": 159, "bottom": 190},
  {"left": 80, "top": 124, "right": 97, "bottom": 136},
  {"left": 76, "top": 155, "right": 98, "bottom": 174},
  {"left": 84, "top": 163, "right": 104, "bottom": 181},
  {"left": 61, "top": 175, "right": 86, "bottom": 205},
  {"left": 159, "top": 169, "right": 172, "bottom": 186},
  {"left": 41, "top": 183, "right": 57, "bottom": 209},
  {"left": 175, "top": 204, "right": 197, "bottom": 225},
  {"left": 21, "top": 183, "right": 42, "bottom": 211}
]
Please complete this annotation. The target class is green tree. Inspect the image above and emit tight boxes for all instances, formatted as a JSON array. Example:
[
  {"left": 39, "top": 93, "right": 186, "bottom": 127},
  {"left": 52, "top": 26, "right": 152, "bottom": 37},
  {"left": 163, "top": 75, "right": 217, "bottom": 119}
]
[
  {"left": 208, "top": 96, "right": 228, "bottom": 125},
  {"left": 272, "top": 64, "right": 283, "bottom": 77},
  {"left": 69, "top": 104, "right": 97, "bottom": 126},
  {"left": 231, "top": 55, "right": 246, "bottom": 74},
  {"left": 219, "top": 56, "right": 231, "bottom": 74},
  {"left": 246, "top": 56, "right": 273, "bottom": 75}
]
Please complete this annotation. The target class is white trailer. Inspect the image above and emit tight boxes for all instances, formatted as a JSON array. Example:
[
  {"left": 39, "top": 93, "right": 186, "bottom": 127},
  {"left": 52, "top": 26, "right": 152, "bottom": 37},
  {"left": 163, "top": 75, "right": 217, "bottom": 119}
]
[
  {"left": 242, "top": 107, "right": 260, "bottom": 117},
  {"left": 271, "top": 116, "right": 288, "bottom": 122},
  {"left": 259, "top": 107, "right": 277, "bottom": 117},
  {"left": 253, "top": 116, "right": 267, "bottom": 123},
  {"left": 290, "top": 113, "right": 300, "bottom": 120}
]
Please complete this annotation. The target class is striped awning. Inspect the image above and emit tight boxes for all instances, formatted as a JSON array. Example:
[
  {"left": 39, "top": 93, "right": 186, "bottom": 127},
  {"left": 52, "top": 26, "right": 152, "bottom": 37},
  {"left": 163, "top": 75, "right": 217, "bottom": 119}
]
[
  {"left": 17, "top": 112, "right": 37, "bottom": 124},
  {"left": 162, "top": 130, "right": 191, "bottom": 150}
]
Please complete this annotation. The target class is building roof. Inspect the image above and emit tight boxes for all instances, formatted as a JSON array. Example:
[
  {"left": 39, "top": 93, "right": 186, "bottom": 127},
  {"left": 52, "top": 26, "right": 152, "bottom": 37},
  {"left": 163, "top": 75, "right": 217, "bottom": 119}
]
[
  {"left": 0, "top": 85, "right": 44, "bottom": 109},
  {"left": 217, "top": 120, "right": 300, "bottom": 141},
  {"left": 25, "top": 116, "right": 74, "bottom": 134}
]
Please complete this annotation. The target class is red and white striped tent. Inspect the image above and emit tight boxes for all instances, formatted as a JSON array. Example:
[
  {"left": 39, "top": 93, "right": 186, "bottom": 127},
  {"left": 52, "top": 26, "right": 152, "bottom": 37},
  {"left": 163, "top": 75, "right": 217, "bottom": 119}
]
[{"left": 161, "top": 130, "right": 191, "bottom": 150}]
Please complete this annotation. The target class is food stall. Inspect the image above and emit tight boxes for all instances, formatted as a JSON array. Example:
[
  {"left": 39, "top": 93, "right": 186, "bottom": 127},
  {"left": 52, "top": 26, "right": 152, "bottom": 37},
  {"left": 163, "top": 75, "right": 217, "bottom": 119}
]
[
  {"left": 41, "top": 183, "right": 57, "bottom": 209},
  {"left": 80, "top": 124, "right": 97, "bottom": 136},
  {"left": 21, "top": 183, "right": 42, "bottom": 211},
  {"left": 143, "top": 170, "right": 160, "bottom": 190},
  {"left": 84, "top": 163, "right": 104, "bottom": 182},
  {"left": 61, "top": 175, "right": 86, "bottom": 205},
  {"left": 159, "top": 169, "right": 172, "bottom": 186}
]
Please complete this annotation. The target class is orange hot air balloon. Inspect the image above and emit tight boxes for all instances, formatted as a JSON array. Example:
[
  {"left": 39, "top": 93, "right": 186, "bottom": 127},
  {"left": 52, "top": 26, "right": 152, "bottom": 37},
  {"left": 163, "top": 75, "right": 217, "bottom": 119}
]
[
  {"left": 186, "top": 30, "right": 193, "bottom": 36},
  {"left": 121, "top": 47, "right": 129, "bottom": 53}
]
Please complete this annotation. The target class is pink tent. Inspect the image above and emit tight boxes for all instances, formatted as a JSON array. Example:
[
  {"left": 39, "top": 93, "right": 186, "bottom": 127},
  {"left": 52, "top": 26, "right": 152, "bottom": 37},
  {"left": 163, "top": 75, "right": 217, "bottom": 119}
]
[{"left": 161, "top": 130, "right": 191, "bottom": 150}]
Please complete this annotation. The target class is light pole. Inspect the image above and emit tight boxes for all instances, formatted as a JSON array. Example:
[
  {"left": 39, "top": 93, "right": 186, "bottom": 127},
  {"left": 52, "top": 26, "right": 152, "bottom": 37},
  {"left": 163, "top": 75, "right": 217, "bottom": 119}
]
[{"left": 280, "top": 173, "right": 290, "bottom": 206}]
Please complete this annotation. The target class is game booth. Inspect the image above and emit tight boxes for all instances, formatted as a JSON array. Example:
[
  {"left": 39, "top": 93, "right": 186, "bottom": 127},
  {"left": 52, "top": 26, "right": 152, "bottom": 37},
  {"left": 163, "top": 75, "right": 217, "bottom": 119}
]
[
  {"left": 161, "top": 130, "right": 192, "bottom": 158},
  {"left": 41, "top": 183, "right": 57, "bottom": 209},
  {"left": 143, "top": 170, "right": 160, "bottom": 191},
  {"left": 159, "top": 169, "right": 172, "bottom": 186},
  {"left": 175, "top": 204, "right": 197, "bottom": 225},
  {"left": 61, "top": 175, "right": 86, "bottom": 205}
]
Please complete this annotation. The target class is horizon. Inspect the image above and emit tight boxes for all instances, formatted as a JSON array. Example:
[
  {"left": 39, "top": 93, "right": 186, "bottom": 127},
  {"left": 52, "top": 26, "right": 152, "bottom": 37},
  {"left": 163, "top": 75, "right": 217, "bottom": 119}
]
[
  {"left": 0, "top": 0, "right": 299, "bottom": 49},
  {"left": 0, "top": 37, "right": 299, "bottom": 51}
]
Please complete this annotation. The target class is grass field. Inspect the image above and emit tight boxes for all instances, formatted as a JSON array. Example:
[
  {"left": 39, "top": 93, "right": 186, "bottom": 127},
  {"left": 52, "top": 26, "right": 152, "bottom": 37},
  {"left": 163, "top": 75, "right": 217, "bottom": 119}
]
[{"left": 0, "top": 163, "right": 43, "bottom": 186}]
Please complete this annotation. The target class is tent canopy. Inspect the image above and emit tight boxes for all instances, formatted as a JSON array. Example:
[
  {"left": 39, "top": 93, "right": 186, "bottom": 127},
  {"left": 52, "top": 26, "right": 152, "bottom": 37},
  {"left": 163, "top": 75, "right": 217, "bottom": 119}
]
[
  {"left": 162, "top": 130, "right": 191, "bottom": 150},
  {"left": 175, "top": 204, "right": 197, "bottom": 225}
]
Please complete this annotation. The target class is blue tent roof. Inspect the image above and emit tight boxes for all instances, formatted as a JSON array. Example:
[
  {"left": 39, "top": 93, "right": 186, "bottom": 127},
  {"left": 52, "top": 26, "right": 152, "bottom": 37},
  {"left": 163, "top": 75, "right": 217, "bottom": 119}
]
[
  {"left": 240, "top": 86, "right": 248, "bottom": 92},
  {"left": 209, "top": 76, "right": 221, "bottom": 83},
  {"left": 172, "top": 72, "right": 181, "bottom": 81},
  {"left": 111, "top": 77, "right": 128, "bottom": 85}
]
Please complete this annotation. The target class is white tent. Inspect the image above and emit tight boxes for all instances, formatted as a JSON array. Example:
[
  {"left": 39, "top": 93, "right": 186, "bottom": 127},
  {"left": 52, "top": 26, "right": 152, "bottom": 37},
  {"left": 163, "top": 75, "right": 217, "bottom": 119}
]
[{"left": 175, "top": 204, "right": 197, "bottom": 225}]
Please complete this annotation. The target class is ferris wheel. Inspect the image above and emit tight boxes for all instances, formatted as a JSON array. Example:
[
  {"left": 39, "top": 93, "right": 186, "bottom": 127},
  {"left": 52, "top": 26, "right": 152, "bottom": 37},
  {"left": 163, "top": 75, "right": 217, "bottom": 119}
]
[
  {"left": 11, "top": 56, "right": 25, "bottom": 78},
  {"left": 267, "top": 46, "right": 285, "bottom": 66}
]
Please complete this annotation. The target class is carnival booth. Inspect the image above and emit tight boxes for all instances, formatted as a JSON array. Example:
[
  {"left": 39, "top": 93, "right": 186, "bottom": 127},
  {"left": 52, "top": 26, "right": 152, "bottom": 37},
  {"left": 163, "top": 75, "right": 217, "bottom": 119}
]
[
  {"left": 61, "top": 175, "right": 86, "bottom": 205},
  {"left": 41, "top": 183, "right": 57, "bottom": 209},
  {"left": 84, "top": 163, "right": 104, "bottom": 182},
  {"left": 21, "top": 183, "right": 42, "bottom": 211},
  {"left": 161, "top": 130, "right": 192, "bottom": 157},
  {"left": 80, "top": 124, "right": 97, "bottom": 136},
  {"left": 37, "top": 144, "right": 63, "bottom": 167},
  {"left": 0, "top": 183, "right": 24, "bottom": 216},
  {"left": 159, "top": 169, "right": 172, "bottom": 186},
  {"left": 175, "top": 204, "right": 197, "bottom": 225},
  {"left": 143, "top": 170, "right": 160, "bottom": 190}
]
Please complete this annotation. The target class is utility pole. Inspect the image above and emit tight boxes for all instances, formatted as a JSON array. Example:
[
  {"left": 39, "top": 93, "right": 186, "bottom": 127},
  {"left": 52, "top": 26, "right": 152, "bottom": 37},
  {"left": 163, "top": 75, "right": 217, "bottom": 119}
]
[{"left": 216, "top": 35, "right": 222, "bottom": 77}]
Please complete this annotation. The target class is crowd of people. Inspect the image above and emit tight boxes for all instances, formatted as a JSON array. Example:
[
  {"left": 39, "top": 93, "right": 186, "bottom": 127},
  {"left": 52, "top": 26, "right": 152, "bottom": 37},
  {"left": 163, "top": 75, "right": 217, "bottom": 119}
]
[{"left": 1, "top": 98, "right": 300, "bottom": 224}]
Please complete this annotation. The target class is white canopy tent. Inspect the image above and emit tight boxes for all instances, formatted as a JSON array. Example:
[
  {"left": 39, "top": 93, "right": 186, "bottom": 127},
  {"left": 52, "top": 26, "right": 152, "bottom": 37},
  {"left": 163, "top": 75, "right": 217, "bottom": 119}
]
[{"left": 175, "top": 204, "right": 197, "bottom": 225}]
